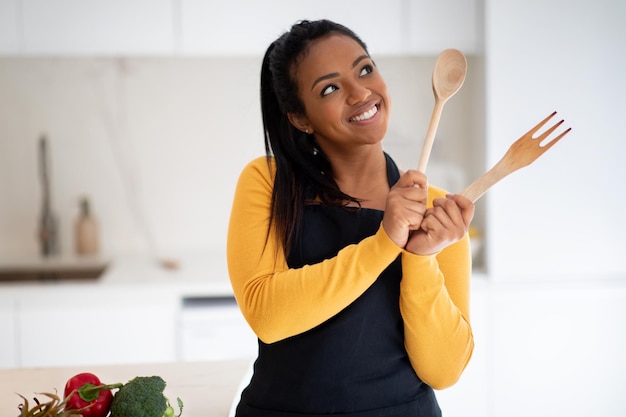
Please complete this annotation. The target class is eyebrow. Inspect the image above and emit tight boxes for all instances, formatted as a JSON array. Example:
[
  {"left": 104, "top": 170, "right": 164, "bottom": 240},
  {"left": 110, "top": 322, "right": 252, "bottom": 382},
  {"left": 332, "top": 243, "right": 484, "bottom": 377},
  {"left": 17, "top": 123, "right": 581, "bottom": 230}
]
[{"left": 310, "top": 54, "right": 371, "bottom": 91}]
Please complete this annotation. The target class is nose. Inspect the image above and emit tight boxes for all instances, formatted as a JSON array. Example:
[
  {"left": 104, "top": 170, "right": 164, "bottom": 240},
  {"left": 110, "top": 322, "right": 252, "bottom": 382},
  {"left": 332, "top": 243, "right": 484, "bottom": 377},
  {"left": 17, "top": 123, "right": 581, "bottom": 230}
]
[{"left": 346, "top": 81, "right": 371, "bottom": 105}]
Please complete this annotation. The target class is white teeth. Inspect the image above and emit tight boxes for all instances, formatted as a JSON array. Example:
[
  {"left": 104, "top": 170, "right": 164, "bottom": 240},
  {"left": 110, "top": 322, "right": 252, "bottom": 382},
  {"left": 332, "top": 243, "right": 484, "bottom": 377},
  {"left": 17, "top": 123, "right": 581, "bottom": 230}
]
[{"left": 350, "top": 105, "right": 378, "bottom": 122}]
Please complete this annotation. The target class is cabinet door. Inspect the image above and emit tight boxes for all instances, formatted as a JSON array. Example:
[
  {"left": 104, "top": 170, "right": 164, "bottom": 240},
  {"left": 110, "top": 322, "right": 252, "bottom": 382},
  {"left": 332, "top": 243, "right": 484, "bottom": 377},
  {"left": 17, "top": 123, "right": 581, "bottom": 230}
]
[
  {"left": 8, "top": 0, "right": 481, "bottom": 56},
  {"left": 18, "top": 288, "right": 178, "bottom": 367},
  {"left": 407, "top": 0, "right": 480, "bottom": 54},
  {"left": 491, "top": 281, "right": 626, "bottom": 417},
  {"left": 0, "top": 0, "right": 20, "bottom": 53},
  {"left": 20, "top": 0, "right": 175, "bottom": 54},
  {"left": 0, "top": 300, "right": 17, "bottom": 368},
  {"left": 178, "top": 297, "right": 257, "bottom": 361},
  {"left": 180, "top": 0, "right": 407, "bottom": 56}
]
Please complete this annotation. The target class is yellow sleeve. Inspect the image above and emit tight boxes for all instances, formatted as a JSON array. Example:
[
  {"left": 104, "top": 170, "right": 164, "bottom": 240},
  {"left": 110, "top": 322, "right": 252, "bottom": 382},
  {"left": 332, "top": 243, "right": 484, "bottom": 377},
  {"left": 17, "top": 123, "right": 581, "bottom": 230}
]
[
  {"left": 227, "top": 157, "right": 402, "bottom": 344},
  {"left": 399, "top": 186, "right": 474, "bottom": 390}
]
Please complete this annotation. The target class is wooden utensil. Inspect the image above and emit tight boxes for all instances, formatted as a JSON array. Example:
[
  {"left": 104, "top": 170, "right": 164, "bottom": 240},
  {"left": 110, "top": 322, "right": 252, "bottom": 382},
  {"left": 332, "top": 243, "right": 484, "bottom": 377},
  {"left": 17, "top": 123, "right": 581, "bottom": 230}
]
[
  {"left": 460, "top": 111, "right": 571, "bottom": 202},
  {"left": 417, "top": 48, "right": 467, "bottom": 172}
]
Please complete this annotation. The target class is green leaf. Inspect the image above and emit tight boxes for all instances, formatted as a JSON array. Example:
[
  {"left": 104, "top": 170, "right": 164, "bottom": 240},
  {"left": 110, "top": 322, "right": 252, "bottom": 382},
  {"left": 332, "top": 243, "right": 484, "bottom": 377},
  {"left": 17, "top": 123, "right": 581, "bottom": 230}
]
[
  {"left": 176, "top": 397, "right": 184, "bottom": 417},
  {"left": 78, "top": 383, "right": 99, "bottom": 402}
]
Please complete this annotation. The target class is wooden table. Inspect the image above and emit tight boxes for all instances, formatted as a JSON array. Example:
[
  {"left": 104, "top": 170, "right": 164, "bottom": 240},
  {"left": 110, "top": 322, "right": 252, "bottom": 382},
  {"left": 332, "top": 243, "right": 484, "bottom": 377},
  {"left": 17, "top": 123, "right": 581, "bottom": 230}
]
[{"left": 0, "top": 359, "right": 252, "bottom": 417}]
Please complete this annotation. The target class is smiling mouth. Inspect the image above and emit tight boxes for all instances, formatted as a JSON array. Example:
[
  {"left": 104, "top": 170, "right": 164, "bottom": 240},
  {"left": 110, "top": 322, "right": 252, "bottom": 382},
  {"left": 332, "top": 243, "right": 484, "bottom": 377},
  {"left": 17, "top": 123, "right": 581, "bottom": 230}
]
[{"left": 350, "top": 105, "right": 378, "bottom": 122}]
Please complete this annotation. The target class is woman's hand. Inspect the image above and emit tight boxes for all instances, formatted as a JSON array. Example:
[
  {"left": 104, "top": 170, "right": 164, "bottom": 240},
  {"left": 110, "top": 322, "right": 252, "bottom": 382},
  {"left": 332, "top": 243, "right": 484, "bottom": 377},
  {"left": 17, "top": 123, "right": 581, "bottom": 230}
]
[
  {"left": 382, "top": 170, "right": 428, "bottom": 248},
  {"left": 405, "top": 193, "right": 475, "bottom": 256}
]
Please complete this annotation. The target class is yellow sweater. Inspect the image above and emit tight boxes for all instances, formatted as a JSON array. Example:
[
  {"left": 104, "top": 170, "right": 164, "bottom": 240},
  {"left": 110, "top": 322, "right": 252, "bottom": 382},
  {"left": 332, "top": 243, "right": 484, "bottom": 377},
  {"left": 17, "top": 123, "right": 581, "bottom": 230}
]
[{"left": 227, "top": 156, "right": 474, "bottom": 389}]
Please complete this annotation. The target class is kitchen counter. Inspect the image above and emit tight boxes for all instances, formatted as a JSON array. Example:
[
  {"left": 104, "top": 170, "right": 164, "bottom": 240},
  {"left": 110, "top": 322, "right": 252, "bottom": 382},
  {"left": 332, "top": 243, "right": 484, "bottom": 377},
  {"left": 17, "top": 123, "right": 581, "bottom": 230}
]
[
  {"left": 0, "top": 252, "right": 255, "bottom": 369},
  {"left": 0, "top": 359, "right": 252, "bottom": 417},
  {"left": 0, "top": 251, "right": 234, "bottom": 298}
]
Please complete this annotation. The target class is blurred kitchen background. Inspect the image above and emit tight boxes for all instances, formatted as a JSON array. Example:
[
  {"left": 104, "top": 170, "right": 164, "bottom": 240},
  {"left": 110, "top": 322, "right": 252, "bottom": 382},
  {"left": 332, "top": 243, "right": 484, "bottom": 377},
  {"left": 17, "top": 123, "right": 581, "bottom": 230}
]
[{"left": 0, "top": 1, "right": 625, "bottom": 416}]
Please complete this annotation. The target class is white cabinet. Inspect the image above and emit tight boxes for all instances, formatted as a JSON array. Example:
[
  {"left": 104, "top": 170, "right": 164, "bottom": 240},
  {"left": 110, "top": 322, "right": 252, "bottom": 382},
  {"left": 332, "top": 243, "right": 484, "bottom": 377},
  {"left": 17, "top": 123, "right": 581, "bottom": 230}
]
[
  {"left": 17, "top": 287, "right": 178, "bottom": 367},
  {"left": 180, "top": 0, "right": 408, "bottom": 56},
  {"left": 17, "top": 0, "right": 175, "bottom": 54},
  {"left": 0, "top": 0, "right": 20, "bottom": 53},
  {"left": 490, "top": 280, "right": 626, "bottom": 417},
  {"left": 407, "top": 0, "right": 482, "bottom": 54},
  {"left": 3, "top": 284, "right": 258, "bottom": 368},
  {"left": 0, "top": 300, "right": 17, "bottom": 368},
  {"left": 1, "top": 0, "right": 481, "bottom": 56},
  {"left": 181, "top": 0, "right": 481, "bottom": 56},
  {"left": 178, "top": 297, "right": 257, "bottom": 361},
  {"left": 436, "top": 278, "right": 626, "bottom": 417}
]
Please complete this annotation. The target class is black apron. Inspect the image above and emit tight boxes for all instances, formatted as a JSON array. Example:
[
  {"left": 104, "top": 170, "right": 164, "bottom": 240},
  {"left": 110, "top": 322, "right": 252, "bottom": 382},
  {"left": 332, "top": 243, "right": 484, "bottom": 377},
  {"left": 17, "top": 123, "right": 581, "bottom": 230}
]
[{"left": 235, "top": 154, "right": 441, "bottom": 417}]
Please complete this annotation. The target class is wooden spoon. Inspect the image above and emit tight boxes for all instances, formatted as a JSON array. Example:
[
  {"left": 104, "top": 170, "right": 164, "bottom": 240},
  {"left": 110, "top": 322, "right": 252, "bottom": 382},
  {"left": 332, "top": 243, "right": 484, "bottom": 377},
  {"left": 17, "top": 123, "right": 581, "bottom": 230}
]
[{"left": 417, "top": 48, "right": 467, "bottom": 173}]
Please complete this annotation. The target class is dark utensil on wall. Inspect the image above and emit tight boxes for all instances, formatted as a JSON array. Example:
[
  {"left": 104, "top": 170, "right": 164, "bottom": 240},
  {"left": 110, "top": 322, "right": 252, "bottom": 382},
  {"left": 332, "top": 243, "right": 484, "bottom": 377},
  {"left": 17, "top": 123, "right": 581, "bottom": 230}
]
[{"left": 38, "top": 134, "right": 60, "bottom": 256}]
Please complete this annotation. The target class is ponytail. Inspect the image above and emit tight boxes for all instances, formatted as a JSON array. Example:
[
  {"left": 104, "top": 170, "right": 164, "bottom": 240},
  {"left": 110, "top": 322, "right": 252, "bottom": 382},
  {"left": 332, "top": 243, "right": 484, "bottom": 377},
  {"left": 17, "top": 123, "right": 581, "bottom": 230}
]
[{"left": 260, "top": 20, "right": 369, "bottom": 258}]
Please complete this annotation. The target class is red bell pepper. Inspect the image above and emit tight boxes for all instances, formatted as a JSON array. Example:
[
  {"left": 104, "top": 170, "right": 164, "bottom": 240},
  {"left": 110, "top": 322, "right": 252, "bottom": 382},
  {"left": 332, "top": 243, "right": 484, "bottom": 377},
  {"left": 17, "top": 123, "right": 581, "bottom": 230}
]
[{"left": 64, "top": 372, "right": 123, "bottom": 417}]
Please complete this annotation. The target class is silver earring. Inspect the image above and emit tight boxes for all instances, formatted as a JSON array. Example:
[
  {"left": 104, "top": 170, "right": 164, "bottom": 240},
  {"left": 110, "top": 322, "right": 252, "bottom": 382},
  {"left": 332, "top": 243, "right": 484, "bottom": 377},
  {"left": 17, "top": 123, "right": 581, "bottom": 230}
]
[{"left": 305, "top": 129, "right": 309, "bottom": 134}]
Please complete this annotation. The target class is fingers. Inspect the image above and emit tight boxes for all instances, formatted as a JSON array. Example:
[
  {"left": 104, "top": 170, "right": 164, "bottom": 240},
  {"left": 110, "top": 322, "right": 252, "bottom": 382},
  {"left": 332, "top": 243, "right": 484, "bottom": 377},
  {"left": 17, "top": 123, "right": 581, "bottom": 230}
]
[
  {"left": 406, "top": 193, "right": 475, "bottom": 255},
  {"left": 382, "top": 170, "right": 428, "bottom": 248},
  {"left": 425, "top": 196, "right": 470, "bottom": 232},
  {"left": 445, "top": 193, "right": 475, "bottom": 226},
  {"left": 424, "top": 194, "right": 474, "bottom": 235},
  {"left": 395, "top": 169, "right": 428, "bottom": 190}
]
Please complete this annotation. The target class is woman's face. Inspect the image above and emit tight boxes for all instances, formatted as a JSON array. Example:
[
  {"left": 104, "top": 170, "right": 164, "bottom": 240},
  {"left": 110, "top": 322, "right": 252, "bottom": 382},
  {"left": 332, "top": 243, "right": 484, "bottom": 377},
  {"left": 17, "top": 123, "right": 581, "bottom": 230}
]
[{"left": 289, "top": 34, "right": 391, "bottom": 155}]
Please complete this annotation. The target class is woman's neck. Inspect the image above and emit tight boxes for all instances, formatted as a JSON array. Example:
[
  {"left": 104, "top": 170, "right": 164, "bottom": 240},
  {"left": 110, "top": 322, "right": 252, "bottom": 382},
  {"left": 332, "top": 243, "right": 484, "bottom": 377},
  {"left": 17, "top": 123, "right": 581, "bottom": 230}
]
[{"left": 328, "top": 147, "right": 389, "bottom": 210}]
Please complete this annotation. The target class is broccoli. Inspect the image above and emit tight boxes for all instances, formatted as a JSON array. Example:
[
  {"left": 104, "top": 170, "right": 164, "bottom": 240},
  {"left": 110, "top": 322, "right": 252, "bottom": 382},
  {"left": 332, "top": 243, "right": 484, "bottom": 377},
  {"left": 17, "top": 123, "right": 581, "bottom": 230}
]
[{"left": 109, "top": 376, "right": 183, "bottom": 417}]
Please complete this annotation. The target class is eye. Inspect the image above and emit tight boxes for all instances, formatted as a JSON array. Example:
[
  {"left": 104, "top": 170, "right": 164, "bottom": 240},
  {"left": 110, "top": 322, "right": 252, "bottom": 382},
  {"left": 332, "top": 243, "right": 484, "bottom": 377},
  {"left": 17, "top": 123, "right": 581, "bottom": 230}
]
[
  {"left": 359, "top": 64, "right": 374, "bottom": 77},
  {"left": 321, "top": 84, "right": 338, "bottom": 97}
]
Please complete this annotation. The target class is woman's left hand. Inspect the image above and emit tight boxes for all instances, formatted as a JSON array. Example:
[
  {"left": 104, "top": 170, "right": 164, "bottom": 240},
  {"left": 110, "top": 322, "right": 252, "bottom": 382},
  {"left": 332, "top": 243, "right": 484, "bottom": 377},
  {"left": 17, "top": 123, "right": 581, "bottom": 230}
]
[{"left": 405, "top": 193, "right": 474, "bottom": 256}]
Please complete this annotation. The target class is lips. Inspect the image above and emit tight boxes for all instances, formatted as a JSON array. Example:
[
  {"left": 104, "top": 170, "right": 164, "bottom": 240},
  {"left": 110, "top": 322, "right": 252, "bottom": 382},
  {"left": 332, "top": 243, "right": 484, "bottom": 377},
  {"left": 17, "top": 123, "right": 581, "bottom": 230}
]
[{"left": 349, "top": 104, "right": 379, "bottom": 122}]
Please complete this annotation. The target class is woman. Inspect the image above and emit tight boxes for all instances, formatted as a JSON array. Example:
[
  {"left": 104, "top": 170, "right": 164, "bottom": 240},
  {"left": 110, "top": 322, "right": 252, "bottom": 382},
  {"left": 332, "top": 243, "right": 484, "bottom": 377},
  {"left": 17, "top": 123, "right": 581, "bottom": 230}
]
[{"left": 227, "top": 19, "right": 474, "bottom": 417}]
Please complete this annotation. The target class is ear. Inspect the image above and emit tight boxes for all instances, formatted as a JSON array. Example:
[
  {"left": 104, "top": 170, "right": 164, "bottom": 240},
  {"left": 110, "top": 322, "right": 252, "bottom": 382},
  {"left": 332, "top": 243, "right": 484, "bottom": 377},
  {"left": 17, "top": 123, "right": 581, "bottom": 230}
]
[{"left": 287, "top": 112, "right": 314, "bottom": 134}]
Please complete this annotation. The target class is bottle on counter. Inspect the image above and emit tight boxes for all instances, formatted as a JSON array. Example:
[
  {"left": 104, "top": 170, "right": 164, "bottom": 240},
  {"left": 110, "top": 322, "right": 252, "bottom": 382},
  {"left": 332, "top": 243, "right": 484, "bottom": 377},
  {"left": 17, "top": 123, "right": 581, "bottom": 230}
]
[{"left": 75, "top": 197, "right": 99, "bottom": 256}]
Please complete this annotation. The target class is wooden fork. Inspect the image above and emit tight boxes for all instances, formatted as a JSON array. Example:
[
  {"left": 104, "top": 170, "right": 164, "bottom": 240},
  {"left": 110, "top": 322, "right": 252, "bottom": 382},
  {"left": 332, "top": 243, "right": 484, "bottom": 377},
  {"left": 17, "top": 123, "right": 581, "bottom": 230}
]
[{"left": 461, "top": 111, "right": 571, "bottom": 203}]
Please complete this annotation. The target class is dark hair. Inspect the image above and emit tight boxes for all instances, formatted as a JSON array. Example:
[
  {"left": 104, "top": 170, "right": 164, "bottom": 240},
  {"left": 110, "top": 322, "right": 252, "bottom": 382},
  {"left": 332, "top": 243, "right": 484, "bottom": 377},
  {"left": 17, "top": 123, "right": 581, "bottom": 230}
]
[{"left": 261, "top": 19, "right": 369, "bottom": 257}]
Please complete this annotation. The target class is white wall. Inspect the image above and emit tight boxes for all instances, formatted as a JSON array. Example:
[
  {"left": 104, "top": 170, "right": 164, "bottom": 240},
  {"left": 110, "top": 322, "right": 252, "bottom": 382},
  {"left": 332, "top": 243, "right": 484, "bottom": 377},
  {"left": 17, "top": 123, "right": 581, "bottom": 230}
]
[
  {"left": 485, "top": 0, "right": 626, "bottom": 278},
  {"left": 0, "top": 56, "right": 483, "bottom": 260},
  {"left": 477, "top": 1, "right": 626, "bottom": 416},
  {"left": 0, "top": 58, "right": 263, "bottom": 259}
]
